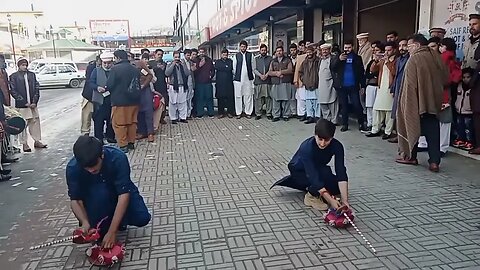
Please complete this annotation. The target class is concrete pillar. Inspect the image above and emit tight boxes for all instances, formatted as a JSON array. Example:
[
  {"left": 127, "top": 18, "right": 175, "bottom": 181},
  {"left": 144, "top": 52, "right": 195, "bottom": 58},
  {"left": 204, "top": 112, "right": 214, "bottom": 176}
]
[
  {"left": 418, "top": 0, "right": 433, "bottom": 31},
  {"left": 313, "top": 9, "right": 323, "bottom": 43}
]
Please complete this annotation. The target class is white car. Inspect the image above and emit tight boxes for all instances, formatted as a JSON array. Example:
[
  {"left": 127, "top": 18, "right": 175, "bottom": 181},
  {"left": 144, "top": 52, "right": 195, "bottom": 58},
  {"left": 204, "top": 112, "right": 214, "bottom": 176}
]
[{"left": 35, "top": 64, "right": 85, "bottom": 88}]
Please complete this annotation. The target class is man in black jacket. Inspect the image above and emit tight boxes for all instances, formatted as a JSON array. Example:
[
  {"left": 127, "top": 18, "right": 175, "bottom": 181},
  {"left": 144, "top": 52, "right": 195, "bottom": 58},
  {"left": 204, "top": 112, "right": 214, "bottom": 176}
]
[
  {"left": 106, "top": 50, "right": 141, "bottom": 153},
  {"left": 148, "top": 49, "right": 168, "bottom": 124},
  {"left": 9, "top": 58, "right": 47, "bottom": 152},
  {"left": 331, "top": 40, "right": 367, "bottom": 132}
]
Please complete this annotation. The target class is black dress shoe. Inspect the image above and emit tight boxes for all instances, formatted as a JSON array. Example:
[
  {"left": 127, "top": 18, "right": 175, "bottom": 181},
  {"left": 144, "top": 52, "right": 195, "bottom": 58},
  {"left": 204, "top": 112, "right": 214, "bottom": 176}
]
[
  {"left": 366, "top": 132, "right": 381, "bottom": 137},
  {"left": 2, "top": 157, "right": 19, "bottom": 164},
  {"left": 255, "top": 116, "right": 261, "bottom": 120},
  {"left": 283, "top": 117, "right": 289, "bottom": 121},
  {"left": 171, "top": 120, "right": 178, "bottom": 124},
  {"left": 340, "top": 126, "right": 348, "bottom": 132},
  {"left": 180, "top": 119, "right": 188, "bottom": 123},
  {"left": 1, "top": 169, "right": 11, "bottom": 175},
  {"left": 0, "top": 175, "right": 12, "bottom": 182},
  {"left": 304, "top": 117, "right": 316, "bottom": 124},
  {"left": 106, "top": 138, "right": 117, "bottom": 144},
  {"left": 272, "top": 118, "right": 280, "bottom": 122},
  {"left": 127, "top": 143, "right": 135, "bottom": 150},
  {"left": 299, "top": 115, "right": 307, "bottom": 122},
  {"left": 267, "top": 115, "right": 273, "bottom": 120}
]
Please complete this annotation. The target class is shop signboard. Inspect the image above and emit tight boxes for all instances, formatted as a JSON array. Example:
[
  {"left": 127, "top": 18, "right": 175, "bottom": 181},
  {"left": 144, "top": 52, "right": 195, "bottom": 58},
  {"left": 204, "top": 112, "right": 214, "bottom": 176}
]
[
  {"left": 89, "top": 20, "right": 130, "bottom": 42},
  {"left": 431, "top": 0, "right": 480, "bottom": 59},
  {"left": 209, "top": 0, "right": 281, "bottom": 39},
  {"left": 273, "top": 28, "right": 288, "bottom": 51}
]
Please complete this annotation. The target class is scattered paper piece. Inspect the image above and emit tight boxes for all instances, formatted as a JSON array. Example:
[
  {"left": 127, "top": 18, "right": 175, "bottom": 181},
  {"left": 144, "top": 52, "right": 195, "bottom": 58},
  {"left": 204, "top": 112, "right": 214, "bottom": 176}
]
[
  {"left": 151, "top": 143, "right": 157, "bottom": 145},
  {"left": 11, "top": 182, "right": 23, "bottom": 187},
  {"left": 165, "top": 151, "right": 174, "bottom": 154},
  {"left": 21, "top": 170, "right": 34, "bottom": 173},
  {"left": 191, "top": 139, "right": 197, "bottom": 142},
  {"left": 10, "top": 177, "right": 20, "bottom": 181},
  {"left": 145, "top": 157, "right": 156, "bottom": 160},
  {"left": 169, "top": 159, "right": 178, "bottom": 162},
  {"left": 50, "top": 173, "right": 58, "bottom": 177},
  {"left": 176, "top": 142, "right": 183, "bottom": 145},
  {"left": 238, "top": 126, "right": 243, "bottom": 130},
  {"left": 253, "top": 171, "right": 262, "bottom": 174},
  {"left": 176, "top": 133, "right": 182, "bottom": 136},
  {"left": 27, "top": 187, "right": 38, "bottom": 191},
  {"left": 208, "top": 152, "right": 214, "bottom": 155},
  {"left": 255, "top": 125, "right": 260, "bottom": 128},
  {"left": 146, "top": 154, "right": 155, "bottom": 157},
  {"left": 238, "top": 165, "right": 247, "bottom": 169},
  {"left": 208, "top": 157, "right": 217, "bottom": 161},
  {"left": 2, "top": 163, "right": 10, "bottom": 166},
  {"left": 246, "top": 135, "right": 250, "bottom": 137},
  {"left": 160, "top": 134, "right": 167, "bottom": 137}
]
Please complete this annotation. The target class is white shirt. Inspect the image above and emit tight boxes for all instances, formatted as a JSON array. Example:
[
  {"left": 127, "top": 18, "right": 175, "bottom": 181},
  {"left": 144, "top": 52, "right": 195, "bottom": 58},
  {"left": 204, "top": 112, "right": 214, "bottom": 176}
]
[{"left": 24, "top": 73, "right": 31, "bottom": 104}]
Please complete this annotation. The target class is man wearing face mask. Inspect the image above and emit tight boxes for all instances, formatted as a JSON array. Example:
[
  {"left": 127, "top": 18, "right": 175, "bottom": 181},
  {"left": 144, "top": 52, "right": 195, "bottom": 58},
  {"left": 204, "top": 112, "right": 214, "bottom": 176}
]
[
  {"left": 272, "top": 119, "right": 350, "bottom": 211},
  {"left": 253, "top": 44, "right": 273, "bottom": 120},
  {"left": 388, "top": 38, "right": 410, "bottom": 144},
  {"left": 89, "top": 52, "right": 116, "bottom": 144},
  {"left": 396, "top": 34, "right": 448, "bottom": 173}
]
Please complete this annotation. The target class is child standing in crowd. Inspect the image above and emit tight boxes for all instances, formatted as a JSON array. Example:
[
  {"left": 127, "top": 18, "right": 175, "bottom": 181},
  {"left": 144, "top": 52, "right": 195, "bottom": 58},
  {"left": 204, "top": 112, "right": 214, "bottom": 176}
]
[{"left": 453, "top": 68, "right": 475, "bottom": 151}]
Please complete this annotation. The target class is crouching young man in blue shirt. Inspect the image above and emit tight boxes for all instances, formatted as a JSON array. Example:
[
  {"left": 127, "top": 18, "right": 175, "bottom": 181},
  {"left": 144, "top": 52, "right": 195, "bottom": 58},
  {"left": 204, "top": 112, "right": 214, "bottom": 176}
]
[
  {"left": 274, "top": 119, "right": 350, "bottom": 211},
  {"left": 66, "top": 135, "right": 151, "bottom": 248}
]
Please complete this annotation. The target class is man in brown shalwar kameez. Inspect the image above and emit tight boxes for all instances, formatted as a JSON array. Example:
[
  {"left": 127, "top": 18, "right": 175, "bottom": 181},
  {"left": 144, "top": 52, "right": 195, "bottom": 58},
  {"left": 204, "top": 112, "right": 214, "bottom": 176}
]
[{"left": 395, "top": 34, "right": 448, "bottom": 172}]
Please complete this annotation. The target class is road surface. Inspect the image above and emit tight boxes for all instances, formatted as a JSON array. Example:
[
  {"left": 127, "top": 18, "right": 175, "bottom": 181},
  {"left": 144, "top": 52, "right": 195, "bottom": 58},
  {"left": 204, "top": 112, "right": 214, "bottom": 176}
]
[{"left": 0, "top": 87, "right": 479, "bottom": 270}]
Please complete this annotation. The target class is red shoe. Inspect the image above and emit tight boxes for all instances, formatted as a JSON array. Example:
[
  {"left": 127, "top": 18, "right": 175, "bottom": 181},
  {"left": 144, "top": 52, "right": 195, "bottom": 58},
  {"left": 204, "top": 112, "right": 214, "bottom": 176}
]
[
  {"left": 452, "top": 139, "right": 465, "bottom": 148},
  {"left": 462, "top": 142, "right": 474, "bottom": 151}
]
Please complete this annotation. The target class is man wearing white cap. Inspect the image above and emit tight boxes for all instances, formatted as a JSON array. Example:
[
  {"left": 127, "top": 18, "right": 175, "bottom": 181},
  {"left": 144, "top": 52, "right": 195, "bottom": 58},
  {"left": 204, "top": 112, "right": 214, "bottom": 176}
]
[
  {"left": 88, "top": 52, "right": 116, "bottom": 144},
  {"left": 317, "top": 43, "right": 339, "bottom": 124},
  {"left": 357, "top": 33, "right": 372, "bottom": 69},
  {"left": 293, "top": 42, "right": 314, "bottom": 121},
  {"left": 429, "top": 27, "right": 446, "bottom": 39}
]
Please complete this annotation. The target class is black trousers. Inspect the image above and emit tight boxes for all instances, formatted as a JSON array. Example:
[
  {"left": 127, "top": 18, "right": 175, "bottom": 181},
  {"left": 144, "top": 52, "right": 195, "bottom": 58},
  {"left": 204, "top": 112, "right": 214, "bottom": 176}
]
[
  {"left": 411, "top": 113, "right": 441, "bottom": 165},
  {"left": 93, "top": 103, "right": 115, "bottom": 142},
  {"left": 217, "top": 96, "right": 235, "bottom": 115},
  {"left": 338, "top": 86, "right": 364, "bottom": 126}
]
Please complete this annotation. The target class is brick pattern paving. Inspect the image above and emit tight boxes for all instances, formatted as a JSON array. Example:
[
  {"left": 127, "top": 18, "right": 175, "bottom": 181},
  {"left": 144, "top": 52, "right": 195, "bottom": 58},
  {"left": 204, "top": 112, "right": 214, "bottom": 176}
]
[{"left": 5, "top": 117, "right": 480, "bottom": 269}]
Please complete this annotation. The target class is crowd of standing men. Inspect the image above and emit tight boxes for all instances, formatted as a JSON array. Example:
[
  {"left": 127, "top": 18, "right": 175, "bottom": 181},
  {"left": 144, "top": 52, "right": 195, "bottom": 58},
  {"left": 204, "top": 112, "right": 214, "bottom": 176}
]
[{"left": 79, "top": 14, "right": 480, "bottom": 172}]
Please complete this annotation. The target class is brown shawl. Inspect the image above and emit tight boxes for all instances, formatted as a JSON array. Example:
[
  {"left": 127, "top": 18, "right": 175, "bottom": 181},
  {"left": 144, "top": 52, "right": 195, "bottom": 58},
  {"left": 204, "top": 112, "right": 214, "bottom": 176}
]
[
  {"left": 397, "top": 46, "right": 448, "bottom": 159},
  {"left": 299, "top": 56, "right": 320, "bottom": 90}
]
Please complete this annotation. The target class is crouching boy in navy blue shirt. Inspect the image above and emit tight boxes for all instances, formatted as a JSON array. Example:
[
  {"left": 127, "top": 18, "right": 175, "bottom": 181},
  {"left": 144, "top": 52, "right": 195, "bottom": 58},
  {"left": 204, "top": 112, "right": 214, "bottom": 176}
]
[
  {"left": 66, "top": 135, "right": 151, "bottom": 249},
  {"left": 273, "top": 119, "right": 350, "bottom": 210}
]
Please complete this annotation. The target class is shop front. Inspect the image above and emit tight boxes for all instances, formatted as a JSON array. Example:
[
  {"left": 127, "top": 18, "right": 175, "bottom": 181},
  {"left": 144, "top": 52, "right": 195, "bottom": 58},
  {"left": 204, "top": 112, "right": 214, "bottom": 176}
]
[{"left": 420, "top": 0, "right": 479, "bottom": 60}]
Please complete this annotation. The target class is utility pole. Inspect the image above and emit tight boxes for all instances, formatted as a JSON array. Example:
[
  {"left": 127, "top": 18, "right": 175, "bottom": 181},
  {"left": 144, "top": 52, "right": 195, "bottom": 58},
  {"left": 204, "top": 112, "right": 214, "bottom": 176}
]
[
  {"left": 7, "top": 14, "right": 17, "bottom": 63},
  {"left": 50, "top": 25, "right": 57, "bottom": 58}
]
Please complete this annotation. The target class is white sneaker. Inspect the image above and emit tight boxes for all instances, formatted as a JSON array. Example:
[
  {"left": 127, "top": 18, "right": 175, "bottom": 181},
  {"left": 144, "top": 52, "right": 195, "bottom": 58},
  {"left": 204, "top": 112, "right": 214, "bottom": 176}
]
[{"left": 304, "top": 193, "right": 328, "bottom": 211}]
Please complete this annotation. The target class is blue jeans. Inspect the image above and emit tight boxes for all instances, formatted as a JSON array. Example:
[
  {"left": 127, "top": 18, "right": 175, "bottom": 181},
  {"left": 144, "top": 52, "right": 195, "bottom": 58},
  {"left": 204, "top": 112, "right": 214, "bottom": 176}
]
[
  {"left": 195, "top": 83, "right": 214, "bottom": 117},
  {"left": 456, "top": 114, "right": 474, "bottom": 142}
]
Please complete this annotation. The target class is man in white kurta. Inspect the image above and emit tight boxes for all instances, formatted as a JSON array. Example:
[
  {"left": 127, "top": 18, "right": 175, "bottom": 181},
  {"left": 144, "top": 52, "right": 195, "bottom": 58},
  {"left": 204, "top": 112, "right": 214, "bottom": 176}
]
[
  {"left": 233, "top": 41, "right": 254, "bottom": 118},
  {"left": 317, "top": 43, "right": 339, "bottom": 124},
  {"left": 165, "top": 53, "right": 191, "bottom": 124},
  {"left": 366, "top": 43, "right": 397, "bottom": 140}
]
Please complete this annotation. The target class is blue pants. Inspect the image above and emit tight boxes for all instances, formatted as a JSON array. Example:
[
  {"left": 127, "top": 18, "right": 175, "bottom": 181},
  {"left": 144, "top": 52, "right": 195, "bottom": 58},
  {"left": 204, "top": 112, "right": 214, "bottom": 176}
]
[
  {"left": 83, "top": 181, "right": 151, "bottom": 236},
  {"left": 456, "top": 114, "right": 474, "bottom": 142},
  {"left": 93, "top": 101, "right": 115, "bottom": 141},
  {"left": 287, "top": 163, "right": 340, "bottom": 197},
  {"left": 338, "top": 86, "right": 364, "bottom": 126},
  {"left": 137, "top": 109, "right": 154, "bottom": 135},
  {"left": 305, "top": 99, "right": 318, "bottom": 118},
  {"left": 195, "top": 83, "right": 214, "bottom": 117}
]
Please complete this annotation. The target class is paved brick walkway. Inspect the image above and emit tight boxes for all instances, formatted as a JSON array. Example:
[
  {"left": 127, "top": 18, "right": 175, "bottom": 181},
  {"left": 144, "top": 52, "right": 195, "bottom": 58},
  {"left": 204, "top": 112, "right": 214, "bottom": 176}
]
[{"left": 9, "top": 117, "right": 480, "bottom": 269}]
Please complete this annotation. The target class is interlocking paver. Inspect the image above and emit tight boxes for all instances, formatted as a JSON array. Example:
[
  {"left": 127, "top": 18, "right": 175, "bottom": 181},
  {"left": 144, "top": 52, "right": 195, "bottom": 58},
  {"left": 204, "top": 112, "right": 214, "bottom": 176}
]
[{"left": 1, "top": 117, "right": 480, "bottom": 269}]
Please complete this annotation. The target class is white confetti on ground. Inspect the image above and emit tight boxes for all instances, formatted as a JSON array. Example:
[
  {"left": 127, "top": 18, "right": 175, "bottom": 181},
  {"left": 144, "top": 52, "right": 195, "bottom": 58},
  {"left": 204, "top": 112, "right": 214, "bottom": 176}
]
[
  {"left": 238, "top": 165, "right": 247, "bottom": 169},
  {"left": 10, "top": 177, "right": 20, "bottom": 181},
  {"left": 238, "top": 126, "right": 243, "bottom": 130},
  {"left": 27, "top": 187, "right": 38, "bottom": 191},
  {"left": 165, "top": 151, "right": 174, "bottom": 154},
  {"left": 50, "top": 173, "right": 58, "bottom": 177},
  {"left": 11, "top": 182, "right": 23, "bottom": 187},
  {"left": 246, "top": 135, "right": 250, "bottom": 137},
  {"left": 169, "top": 159, "right": 178, "bottom": 162},
  {"left": 253, "top": 171, "right": 262, "bottom": 174},
  {"left": 176, "top": 142, "right": 183, "bottom": 145},
  {"left": 21, "top": 170, "right": 34, "bottom": 173},
  {"left": 191, "top": 139, "right": 197, "bottom": 142}
]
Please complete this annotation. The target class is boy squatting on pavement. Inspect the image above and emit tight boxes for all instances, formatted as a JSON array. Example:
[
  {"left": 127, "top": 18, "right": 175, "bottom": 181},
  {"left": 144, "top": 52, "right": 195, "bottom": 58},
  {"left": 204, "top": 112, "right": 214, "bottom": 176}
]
[
  {"left": 66, "top": 135, "right": 151, "bottom": 248},
  {"left": 272, "top": 119, "right": 350, "bottom": 210}
]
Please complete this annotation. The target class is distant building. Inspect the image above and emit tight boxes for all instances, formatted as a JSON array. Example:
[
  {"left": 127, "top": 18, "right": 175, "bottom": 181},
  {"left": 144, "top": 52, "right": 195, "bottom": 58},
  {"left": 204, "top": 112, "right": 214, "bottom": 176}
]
[
  {"left": 89, "top": 19, "right": 130, "bottom": 49},
  {"left": 27, "top": 39, "right": 103, "bottom": 62},
  {"left": 130, "top": 28, "right": 175, "bottom": 55}
]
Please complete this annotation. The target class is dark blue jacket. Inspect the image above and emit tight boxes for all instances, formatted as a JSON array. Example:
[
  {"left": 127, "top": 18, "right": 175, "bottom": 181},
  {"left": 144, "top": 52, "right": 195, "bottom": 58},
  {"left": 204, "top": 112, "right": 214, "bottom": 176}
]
[{"left": 81, "top": 61, "right": 97, "bottom": 101}]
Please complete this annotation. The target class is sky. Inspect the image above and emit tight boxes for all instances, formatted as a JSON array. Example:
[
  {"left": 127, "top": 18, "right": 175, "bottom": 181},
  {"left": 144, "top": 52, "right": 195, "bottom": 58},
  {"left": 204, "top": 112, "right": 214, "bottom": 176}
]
[{"left": 3, "top": 0, "right": 178, "bottom": 32}]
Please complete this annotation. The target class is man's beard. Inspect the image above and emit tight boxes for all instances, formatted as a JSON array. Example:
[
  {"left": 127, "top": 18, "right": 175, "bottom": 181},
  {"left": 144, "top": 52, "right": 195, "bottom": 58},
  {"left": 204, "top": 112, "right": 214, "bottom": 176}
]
[
  {"left": 399, "top": 49, "right": 407, "bottom": 55},
  {"left": 261, "top": 53, "right": 267, "bottom": 56}
]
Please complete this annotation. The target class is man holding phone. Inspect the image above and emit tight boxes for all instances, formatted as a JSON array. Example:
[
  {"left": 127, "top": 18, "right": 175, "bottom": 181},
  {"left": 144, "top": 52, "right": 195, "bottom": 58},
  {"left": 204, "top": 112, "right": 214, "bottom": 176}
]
[{"left": 331, "top": 40, "right": 367, "bottom": 132}]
